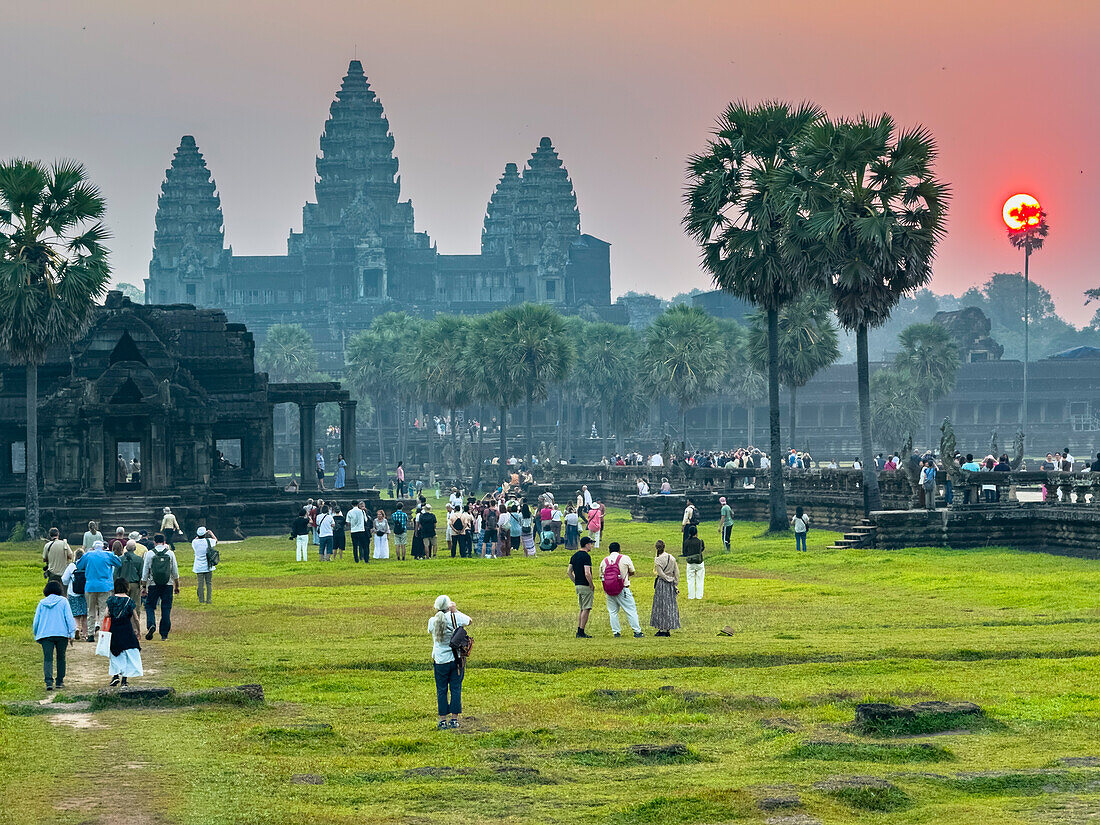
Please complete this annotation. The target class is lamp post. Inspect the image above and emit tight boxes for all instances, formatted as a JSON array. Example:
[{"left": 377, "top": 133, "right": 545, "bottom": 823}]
[{"left": 1002, "top": 194, "right": 1049, "bottom": 445}]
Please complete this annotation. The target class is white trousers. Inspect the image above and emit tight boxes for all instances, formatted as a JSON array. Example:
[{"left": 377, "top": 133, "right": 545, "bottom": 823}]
[
  {"left": 686, "top": 562, "right": 705, "bottom": 600},
  {"left": 605, "top": 588, "right": 641, "bottom": 634},
  {"left": 296, "top": 534, "right": 309, "bottom": 561},
  {"left": 590, "top": 530, "right": 601, "bottom": 548}
]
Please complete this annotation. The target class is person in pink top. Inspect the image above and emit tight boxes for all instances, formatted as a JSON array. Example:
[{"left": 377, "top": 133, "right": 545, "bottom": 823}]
[
  {"left": 586, "top": 504, "right": 604, "bottom": 549},
  {"left": 396, "top": 461, "right": 406, "bottom": 497}
]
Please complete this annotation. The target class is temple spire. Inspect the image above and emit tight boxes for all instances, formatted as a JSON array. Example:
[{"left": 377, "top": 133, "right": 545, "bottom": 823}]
[{"left": 482, "top": 162, "right": 521, "bottom": 260}]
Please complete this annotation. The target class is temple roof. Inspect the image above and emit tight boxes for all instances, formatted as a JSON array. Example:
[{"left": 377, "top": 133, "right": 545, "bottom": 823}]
[{"left": 151, "top": 135, "right": 225, "bottom": 257}]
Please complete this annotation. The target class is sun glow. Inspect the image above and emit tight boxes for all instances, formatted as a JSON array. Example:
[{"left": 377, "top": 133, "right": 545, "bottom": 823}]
[{"left": 1003, "top": 193, "right": 1042, "bottom": 231}]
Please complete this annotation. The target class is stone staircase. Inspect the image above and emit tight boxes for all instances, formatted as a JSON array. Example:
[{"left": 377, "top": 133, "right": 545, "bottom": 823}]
[{"left": 827, "top": 518, "right": 877, "bottom": 550}]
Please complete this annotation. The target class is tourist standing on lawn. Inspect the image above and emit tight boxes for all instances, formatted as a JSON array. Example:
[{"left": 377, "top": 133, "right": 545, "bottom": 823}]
[
  {"left": 482, "top": 504, "right": 498, "bottom": 558},
  {"left": 317, "top": 505, "right": 335, "bottom": 561},
  {"left": 719, "top": 497, "right": 734, "bottom": 553},
  {"left": 520, "top": 503, "right": 536, "bottom": 557},
  {"left": 428, "top": 594, "right": 471, "bottom": 730},
  {"left": 160, "top": 507, "right": 181, "bottom": 550},
  {"left": 118, "top": 541, "right": 144, "bottom": 634},
  {"left": 650, "top": 540, "right": 680, "bottom": 636},
  {"left": 418, "top": 504, "right": 437, "bottom": 559},
  {"left": 550, "top": 501, "right": 563, "bottom": 547},
  {"left": 33, "top": 580, "right": 76, "bottom": 691},
  {"left": 291, "top": 508, "right": 311, "bottom": 562},
  {"left": 599, "top": 542, "right": 643, "bottom": 638},
  {"left": 563, "top": 505, "right": 580, "bottom": 550},
  {"left": 331, "top": 503, "right": 346, "bottom": 560},
  {"left": 42, "top": 528, "right": 73, "bottom": 585},
  {"left": 396, "top": 460, "right": 406, "bottom": 497},
  {"left": 192, "top": 526, "right": 218, "bottom": 605},
  {"left": 791, "top": 506, "right": 810, "bottom": 552},
  {"left": 82, "top": 521, "right": 103, "bottom": 552},
  {"left": 347, "top": 501, "right": 368, "bottom": 563},
  {"left": 61, "top": 549, "right": 88, "bottom": 641},
  {"left": 76, "top": 540, "right": 121, "bottom": 642},
  {"left": 141, "top": 534, "right": 180, "bottom": 641},
  {"left": 106, "top": 578, "right": 142, "bottom": 687},
  {"left": 391, "top": 502, "right": 409, "bottom": 560},
  {"left": 372, "top": 509, "right": 391, "bottom": 560},
  {"left": 681, "top": 525, "right": 706, "bottom": 600},
  {"left": 567, "top": 536, "right": 595, "bottom": 638},
  {"left": 682, "top": 499, "right": 699, "bottom": 547},
  {"left": 585, "top": 503, "right": 603, "bottom": 549}
]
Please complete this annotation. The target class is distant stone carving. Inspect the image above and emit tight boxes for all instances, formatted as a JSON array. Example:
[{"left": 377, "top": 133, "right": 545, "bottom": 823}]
[{"left": 932, "top": 306, "right": 1004, "bottom": 363}]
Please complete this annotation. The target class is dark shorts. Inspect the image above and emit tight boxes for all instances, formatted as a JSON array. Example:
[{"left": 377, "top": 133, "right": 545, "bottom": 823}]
[
  {"left": 484, "top": 528, "right": 498, "bottom": 541},
  {"left": 316, "top": 469, "right": 324, "bottom": 479}
]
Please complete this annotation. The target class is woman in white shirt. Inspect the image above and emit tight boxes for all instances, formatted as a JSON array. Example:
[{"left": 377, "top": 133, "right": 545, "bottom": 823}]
[
  {"left": 428, "top": 595, "right": 471, "bottom": 730},
  {"left": 372, "top": 510, "right": 390, "bottom": 560}
]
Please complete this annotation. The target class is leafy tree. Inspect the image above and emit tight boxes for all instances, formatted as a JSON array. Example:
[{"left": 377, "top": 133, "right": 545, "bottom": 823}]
[
  {"left": 258, "top": 323, "right": 318, "bottom": 382},
  {"left": 463, "top": 312, "right": 522, "bottom": 487},
  {"left": 642, "top": 304, "right": 724, "bottom": 449},
  {"left": 684, "top": 100, "right": 825, "bottom": 531},
  {"left": 871, "top": 368, "right": 923, "bottom": 454},
  {"left": 894, "top": 322, "right": 959, "bottom": 451},
  {"left": 576, "top": 322, "right": 641, "bottom": 458},
  {"left": 0, "top": 159, "right": 111, "bottom": 537},
  {"left": 747, "top": 290, "right": 839, "bottom": 448},
  {"left": 798, "top": 114, "right": 949, "bottom": 513},
  {"left": 495, "top": 304, "right": 576, "bottom": 463}
]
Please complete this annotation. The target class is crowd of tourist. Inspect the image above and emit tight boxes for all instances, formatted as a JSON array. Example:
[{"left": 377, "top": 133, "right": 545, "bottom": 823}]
[{"left": 30, "top": 516, "right": 218, "bottom": 691}]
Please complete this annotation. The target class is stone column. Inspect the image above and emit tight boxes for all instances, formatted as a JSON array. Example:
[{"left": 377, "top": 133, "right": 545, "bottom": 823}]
[
  {"left": 339, "top": 400, "right": 358, "bottom": 488},
  {"left": 261, "top": 406, "right": 276, "bottom": 481},
  {"left": 87, "top": 418, "right": 106, "bottom": 494},
  {"left": 299, "top": 403, "right": 316, "bottom": 488}
]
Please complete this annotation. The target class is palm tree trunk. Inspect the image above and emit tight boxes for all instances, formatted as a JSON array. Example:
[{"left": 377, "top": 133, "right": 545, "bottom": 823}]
[
  {"left": 767, "top": 307, "right": 787, "bottom": 532},
  {"left": 681, "top": 406, "right": 688, "bottom": 454},
  {"left": 499, "top": 405, "right": 509, "bottom": 464},
  {"left": 857, "top": 324, "right": 881, "bottom": 513},
  {"left": 602, "top": 406, "right": 611, "bottom": 461},
  {"left": 717, "top": 397, "right": 724, "bottom": 450},
  {"left": 789, "top": 386, "right": 798, "bottom": 452},
  {"left": 25, "top": 363, "right": 39, "bottom": 539},
  {"left": 377, "top": 407, "right": 387, "bottom": 478},
  {"left": 747, "top": 401, "right": 755, "bottom": 446},
  {"left": 928, "top": 404, "right": 935, "bottom": 455},
  {"left": 474, "top": 419, "right": 486, "bottom": 492},
  {"left": 450, "top": 406, "right": 459, "bottom": 481},
  {"left": 526, "top": 391, "right": 534, "bottom": 464}
]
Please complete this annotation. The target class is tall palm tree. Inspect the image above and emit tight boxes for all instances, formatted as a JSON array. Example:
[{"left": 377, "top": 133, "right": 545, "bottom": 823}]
[
  {"left": 463, "top": 313, "right": 519, "bottom": 490},
  {"left": 576, "top": 322, "right": 640, "bottom": 459},
  {"left": 798, "top": 114, "right": 949, "bottom": 513},
  {"left": 0, "top": 159, "right": 111, "bottom": 538},
  {"left": 895, "top": 322, "right": 960, "bottom": 451},
  {"left": 642, "top": 305, "right": 724, "bottom": 449},
  {"left": 747, "top": 290, "right": 840, "bottom": 448},
  {"left": 684, "top": 100, "right": 825, "bottom": 531},
  {"left": 495, "top": 304, "right": 576, "bottom": 462}
]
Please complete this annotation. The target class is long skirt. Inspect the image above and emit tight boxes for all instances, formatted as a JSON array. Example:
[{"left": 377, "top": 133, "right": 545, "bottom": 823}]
[
  {"left": 499, "top": 532, "right": 512, "bottom": 557},
  {"left": 373, "top": 533, "right": 390, "bottom": 559},
  {"left": 564, "top": 524, "right": 579, "bottom": 550},
  {"left": 650, "top": 579, "right": 681, "bottom": 632},
  {"left": 411, "top": 534, "right": 426, "bottom": 559},
  {"left": 108, "top": 648, "right": 144, "bottom": 678},
  {"left": 521, "top": 533, "right": 536, "bottom": 557},
  {"left": 68, "top": 592, "right": 88, "bottom": 618}
]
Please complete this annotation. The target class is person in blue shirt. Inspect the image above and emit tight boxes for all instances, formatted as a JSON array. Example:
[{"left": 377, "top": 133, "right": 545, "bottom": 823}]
[
  {"left": 75, "top": 540, "right": 121, "bottom": 642},
  {"left": 33, "top": 580, "right": 76, "bottom": 691}
]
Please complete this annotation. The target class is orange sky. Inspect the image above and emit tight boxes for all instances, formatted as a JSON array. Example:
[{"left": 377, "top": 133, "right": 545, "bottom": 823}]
[{"left": 3, "top": 0, "right": 1097, "bottom": 320}]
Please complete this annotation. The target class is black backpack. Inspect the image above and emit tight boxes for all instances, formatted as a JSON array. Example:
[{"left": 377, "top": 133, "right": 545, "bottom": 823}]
[
  {"left": 72, "top": 569, "right": 86, "bottom": 596},
  {"left": 449, "top": 616, "right": 473, "bottom": 673},
  {"left": 204, "top": 538, "right": 220, "bottom": 568}
]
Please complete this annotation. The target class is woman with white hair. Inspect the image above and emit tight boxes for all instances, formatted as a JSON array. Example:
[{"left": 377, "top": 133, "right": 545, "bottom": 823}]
[{"left": 428, "top": 595, "right": 471, "bottom": 730}]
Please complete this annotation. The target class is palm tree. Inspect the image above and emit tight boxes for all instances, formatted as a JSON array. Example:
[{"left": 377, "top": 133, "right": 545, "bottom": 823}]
[
  {"left": 576, "top": 322, "right": 640, "bottom": 459},
  {"left": 642, "top": 305, "right": 724, "bottom": 450},
  {"left": 871, "top": 367, "right": 923, "bottom": 455},
  {"left": 798, "top": 114, "right": 949, "bottom": 513},
  {"left": 463, "top": 313, "right": 520, "bottom": 490},
  {"left": 258, "top": 323, "right": 321, "bottom": 476},
  {"left": 684, "top": 100, "right": 825, "bottom": 531},
  {"left": 747, "top": 290, "right": 840, "bottom": 448},
  {"left": 895, "top": 322, "right": 960, "bottom": 451},
  {"left": 495, "top": 304, "right": 576, "bottom": 462},
  {"left": 0, "top": 159, "right": 111, "bottom": 538}
]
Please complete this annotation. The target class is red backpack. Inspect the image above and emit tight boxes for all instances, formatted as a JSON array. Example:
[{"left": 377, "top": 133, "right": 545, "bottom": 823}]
[{"left": 602, "top": 553, "right": 625, "bottom": 596}]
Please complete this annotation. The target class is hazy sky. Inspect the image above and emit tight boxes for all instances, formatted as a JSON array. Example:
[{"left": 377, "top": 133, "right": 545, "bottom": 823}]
[{"left": 3, "top": 1, "right": 1097, "bottom": 321}]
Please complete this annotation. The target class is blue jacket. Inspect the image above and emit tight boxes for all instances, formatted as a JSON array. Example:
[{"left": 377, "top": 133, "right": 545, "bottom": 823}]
[
  {"left": 33, "top": 594, "right": 76, "bottom": 640},
  {"left": 76, "top": 549, "right": 121, "bottom": 593}
]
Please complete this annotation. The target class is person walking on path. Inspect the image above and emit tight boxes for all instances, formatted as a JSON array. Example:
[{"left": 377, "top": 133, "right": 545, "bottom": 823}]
[
  {"left": 681, "top": 525, "right": 706, "bottom": 600},
  {"left": 391, "top": 503, "right": 409, "bottom": 561},
  {"left": 61, "top": 550, "right": 88, "bottom": 642},
  {"left": 141, "top": 534, "right": 179, "bottom": 641},
  {"left": 791, "top": 506, "right": 810, "bottom": 552},
  {"left": 160, "top": 508, "right": 181, "bottom": 550},
  {"left": 117, "top": 540, "right": 144, "bottom": 635},
  {"left": 317, "top": 505, "right": 335, "bottom": 561},
  {"left": 347, "top": 501, "right": 368, "bottom": 563},
  {"left": 650, "top": 540, "right": 681, "bottom": 636},
  {"left": 82, "top": 521, "right": 103, "bottom": 552},
  {"left": 719, "top": 497, "right": 734, "bottom": 553},
  {"left": 567, "top": 536, "right": 595, "bottom": 638},
  {"left": 599, "top": 542, "right": 643, "bottom": 638},
  {"left": 192, "top": 526, "right": 218, "bottom": 604},
  {"left": 106, "top": 579, "right": 142, "bottom": 687},
  {"left": 372, "top": 509, "right": 391, "bottom": 560},
  {"left": 291, "top": 508, "right": 311, "bottom": 562},
  {"left": 428, "top": 595, "right": 471, "bottom": 730},
  {"left": 76, "top": 540, "right": 121, "bottom": 642},
  {"left": 586, "top": 504, "right": 603, "bottom": 549},
  {"left": 42, "top": 528, "right": 73, "bottom": 584},
  {"left": 33, "top": 580, "right": 76, "bottom": 691}
]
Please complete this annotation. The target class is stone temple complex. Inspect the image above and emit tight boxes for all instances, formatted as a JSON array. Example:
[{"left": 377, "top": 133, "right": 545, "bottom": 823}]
[{"left": 145, "top": 60, "right": 616, "bottom": 367}]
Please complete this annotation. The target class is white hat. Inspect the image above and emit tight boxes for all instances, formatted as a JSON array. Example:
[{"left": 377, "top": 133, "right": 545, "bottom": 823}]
[{"left": 197, "top": 526, "right": 207, "bottom": 537}]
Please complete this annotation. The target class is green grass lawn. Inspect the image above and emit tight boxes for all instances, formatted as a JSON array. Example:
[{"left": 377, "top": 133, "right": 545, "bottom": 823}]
[{"left": 2, "top": 506, "right": 1100, "bottom": 824}]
